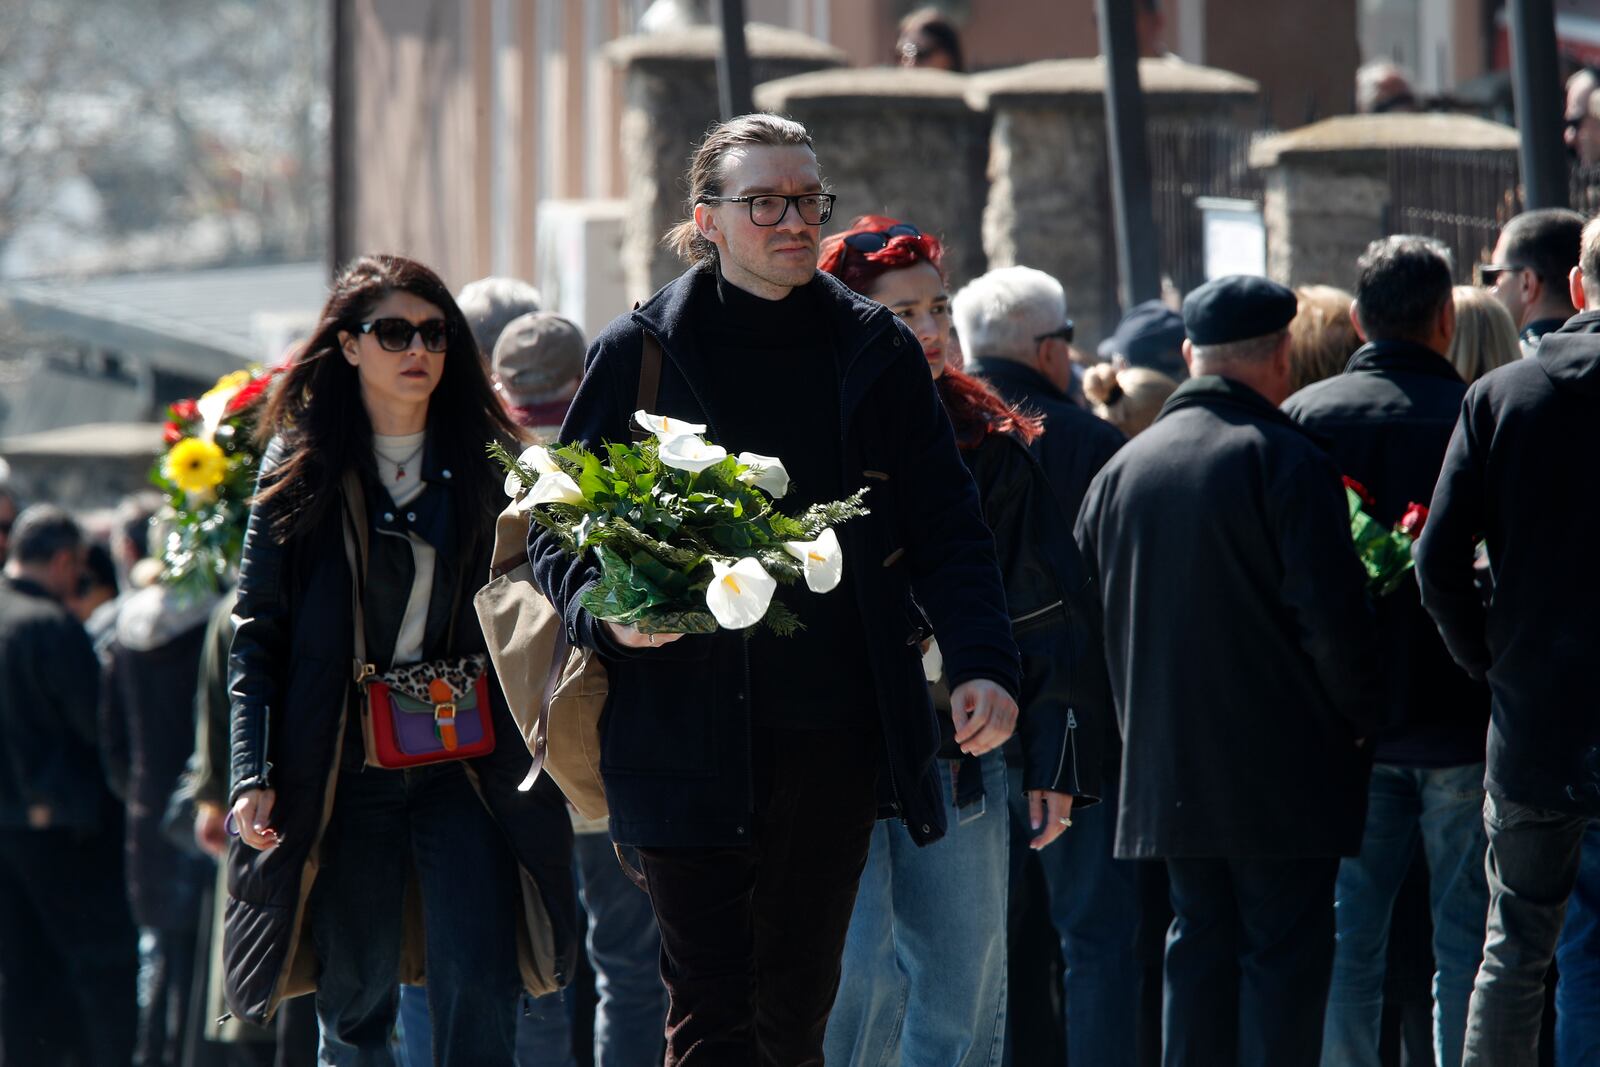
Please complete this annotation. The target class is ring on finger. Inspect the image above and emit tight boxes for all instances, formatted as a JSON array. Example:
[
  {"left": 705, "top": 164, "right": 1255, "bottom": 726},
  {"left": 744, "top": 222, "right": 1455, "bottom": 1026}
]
[{"left": 1057, "top": 816, "right": 1072, "bottom": 827}]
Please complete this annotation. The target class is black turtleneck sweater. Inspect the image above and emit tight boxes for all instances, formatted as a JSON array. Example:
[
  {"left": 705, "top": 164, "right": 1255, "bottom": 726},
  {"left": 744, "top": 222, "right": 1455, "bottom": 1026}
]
[{"left": 693, "top": 269, "right": 875, "bottom": 730}]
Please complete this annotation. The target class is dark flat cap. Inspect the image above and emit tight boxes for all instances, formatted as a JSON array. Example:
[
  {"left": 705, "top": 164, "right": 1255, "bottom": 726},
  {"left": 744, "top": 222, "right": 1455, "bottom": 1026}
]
[
  {"left": 1182, "top": 275, "right": 1297, "bottom": 346},
  {"left": 1098, "top": 299, "right": 1188, "bottom": 378}
]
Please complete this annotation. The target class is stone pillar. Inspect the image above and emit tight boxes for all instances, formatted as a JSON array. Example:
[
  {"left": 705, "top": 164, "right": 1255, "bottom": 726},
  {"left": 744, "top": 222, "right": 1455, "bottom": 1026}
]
[
  {"left": 1250, "top": 114, "right": 1521, "bottom": 290},
  {"left": 753, "top": 68, "right": 990, "bottom": 290},
  {"left": 606, "top": 24, "right": 846, "bottom": 302},
  {"left": 968, "top": 59, "right": 1261, "bottom": 349}
]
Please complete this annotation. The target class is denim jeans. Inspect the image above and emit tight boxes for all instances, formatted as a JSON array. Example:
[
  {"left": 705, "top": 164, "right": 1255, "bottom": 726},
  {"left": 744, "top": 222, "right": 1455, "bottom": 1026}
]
[
  {"left": 1461, "top": 793, "right": 1596, "bottom": 1067},
  {"left": 825, "top": 750, "right": 1009, "bottom": 1067},
  {"left": 310, "top": 763, "right": 523, "bottom": 1066},
  {"left": 1320, "top": 762, "right": 1489, "bottom": 1067},
  {"left": 574, "top": 832, "right": 667, "bottom": 1067},
  {"left": 1164, "top": 855, "right": 1341, "bottom": 1067},
  {"left": 1555, "top": 821, "right": 1600, "bottom": 1066},
  {"left": 1013, "top": 768, "right": 1147, "bottom": 1067},
  {"left": 396, "top": 984, "right": 574, "bottom": 1067}
]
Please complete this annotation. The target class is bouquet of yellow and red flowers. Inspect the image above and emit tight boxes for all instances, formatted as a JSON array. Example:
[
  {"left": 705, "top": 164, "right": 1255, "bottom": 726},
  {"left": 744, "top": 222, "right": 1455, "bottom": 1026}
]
[{"left": 153, "top": 367, "right": 282, "bottom": 597}]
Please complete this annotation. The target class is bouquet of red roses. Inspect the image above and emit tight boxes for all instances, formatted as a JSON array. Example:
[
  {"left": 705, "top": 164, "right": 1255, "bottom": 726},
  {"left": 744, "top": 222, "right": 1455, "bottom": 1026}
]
[{"left": 1343, "top": 476, "right": 1428, "bottom": 598}]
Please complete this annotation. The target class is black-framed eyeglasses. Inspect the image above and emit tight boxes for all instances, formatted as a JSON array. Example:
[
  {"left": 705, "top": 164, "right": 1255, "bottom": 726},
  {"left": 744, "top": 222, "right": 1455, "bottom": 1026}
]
[
  {"left": 843, "top": 223, "right": 923, "bottom": 254},
  {"left": 699, "top": 193, "right": 836, "bottom": 227},
  {"left": 357, "top": 317, "right": 452, "bottom": 353},
  {"left": 1034, "top": 321, "right": 1075, "bottom": 345},
  {"left": 1477, "top": 263, "right": 1532, "bottom": 287}
]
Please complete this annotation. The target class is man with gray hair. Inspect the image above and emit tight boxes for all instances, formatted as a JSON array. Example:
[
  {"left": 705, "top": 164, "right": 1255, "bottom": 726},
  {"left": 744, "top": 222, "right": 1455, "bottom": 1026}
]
[
  {"left": 956, "top": 265, "right": 1134, "bottom": 1067},
  {"left": 456, "top": 275, "right": 544, "bottom": 362},
  {"left": 1077, "top": 275, "right": 1382, "bottom": 1065},
  {"left": 956, "top": 266, "right": 1125, "bottom": 521}
]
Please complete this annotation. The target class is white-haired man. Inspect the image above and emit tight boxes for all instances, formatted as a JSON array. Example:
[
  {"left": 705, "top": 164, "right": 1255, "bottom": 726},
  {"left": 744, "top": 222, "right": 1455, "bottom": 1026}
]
[{"left": 953, "top": 265, "right": 1135, "bottom": 1067}]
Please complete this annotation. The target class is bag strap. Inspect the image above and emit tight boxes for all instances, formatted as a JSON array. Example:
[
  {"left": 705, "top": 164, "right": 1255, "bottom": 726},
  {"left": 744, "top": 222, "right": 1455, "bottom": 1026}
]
[
  {"left": 339, "top": 470, "right": 373, "bottom": 682},
  {"left": 629, "top": 332, "right": 663, "bottom": 443}
]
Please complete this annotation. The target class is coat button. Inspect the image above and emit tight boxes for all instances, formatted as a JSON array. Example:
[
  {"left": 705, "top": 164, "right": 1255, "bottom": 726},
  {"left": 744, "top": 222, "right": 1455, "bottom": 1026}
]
[
  {"left": 921, "top": 823, "right": 932, "bottom": 834},
  {"left": 406, "top": 512, "right": 416, "bottom": 522},
  {"left": 442, "top": 469, "right": 452, "bottom": 479},
  {"left": 383, "top": 512, "right": 394, "bottom": 522},
  {"left": 736, "top": 825, "right": 746, "bottom": 835}
]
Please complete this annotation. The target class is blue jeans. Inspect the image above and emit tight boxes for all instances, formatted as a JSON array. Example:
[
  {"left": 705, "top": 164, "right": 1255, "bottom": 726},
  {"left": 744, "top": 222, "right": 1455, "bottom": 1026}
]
[
  {"left": 1556, "top": 822, "right": 1600, "bottom": 1067},
  {"left": 397, "top": 832, "right": 663, "bottom": 1067},
  {"left": 573, "top": 832, "right": 667, "bottom": 1067},
  {"left": 1462, "top": 794, "right": 1595, "bottom": 1067},
  {"left": 824, "top": 750, "right": 1009, "bottom": 1067},
  {"left": 1320, "top": 762, "right": 1489, "bottom": 1067},
  {"left": 1018, "top": 769, "right": 1146, "bottom": 1067},
  {"left": 310, "top": 763, "right": 522, "bottom": 1066}
]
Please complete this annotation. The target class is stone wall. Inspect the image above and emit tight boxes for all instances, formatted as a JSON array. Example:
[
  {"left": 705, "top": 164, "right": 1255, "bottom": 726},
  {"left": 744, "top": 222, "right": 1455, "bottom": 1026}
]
[
  {"left": 754, "top": 68, "right": 990, "bottom": 289},
  {"left": 606, "top": 24, "right": 846, "bottom": 302}
]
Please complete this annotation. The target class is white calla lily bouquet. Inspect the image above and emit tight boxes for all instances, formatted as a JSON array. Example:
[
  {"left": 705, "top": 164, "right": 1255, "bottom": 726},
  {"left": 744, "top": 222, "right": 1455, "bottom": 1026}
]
[{"left": 489, "top": 411, "right": 870, "bottom": 635}]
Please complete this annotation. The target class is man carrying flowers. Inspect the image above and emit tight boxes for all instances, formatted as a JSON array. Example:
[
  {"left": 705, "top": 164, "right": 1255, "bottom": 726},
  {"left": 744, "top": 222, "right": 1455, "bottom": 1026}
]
[{"left": 528, "top": 114, "right": 1020, "bottom": 1067}]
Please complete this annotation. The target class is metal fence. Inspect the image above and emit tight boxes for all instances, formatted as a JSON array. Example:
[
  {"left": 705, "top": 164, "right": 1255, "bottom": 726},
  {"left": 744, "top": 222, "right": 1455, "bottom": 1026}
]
[
  {"left": 1148, "top": 118, "right": 1270, "bottom": 295},
  {"left": 1385, "top": 148, "right": 1522, "bottom": 283}
]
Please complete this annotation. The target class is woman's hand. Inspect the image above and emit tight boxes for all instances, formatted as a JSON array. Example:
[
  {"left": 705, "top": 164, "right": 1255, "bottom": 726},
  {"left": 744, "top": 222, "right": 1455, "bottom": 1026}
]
[
  {"left": 950, "top": 679, "right": 1017, "bottom": 756},
  {"left": 605, "top": 622, "right": 685, "bottom": 650},
  {"left": 231, "top": 788, "right": 281, "bottom": 853},
  {"left": 1027, "top": 790, "right": 1075, "bottom": 851},
  {"left": 194, "top": 801, "right": 228, "bottom": 858}
]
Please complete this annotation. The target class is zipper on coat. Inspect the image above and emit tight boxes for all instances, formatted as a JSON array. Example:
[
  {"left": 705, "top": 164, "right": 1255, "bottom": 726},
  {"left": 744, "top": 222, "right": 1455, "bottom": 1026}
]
[
  {"left": 1012, "top": 600, "right": 1064, "bottom": 627},
  {"left": 1055, "top": 708, "right": 1080, "bottom": 792}
]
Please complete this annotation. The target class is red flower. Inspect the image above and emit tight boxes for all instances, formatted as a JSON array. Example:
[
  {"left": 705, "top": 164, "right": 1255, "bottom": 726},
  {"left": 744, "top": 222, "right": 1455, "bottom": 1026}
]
[
  {"left": 1397, "top": 503, "right": 1429, "bottom": 540},
  {"left": 224, "top": 371, "right": 275, "bottom": 415},
  {"left": 170, "top": 398, "right": 200, "bottom": 422},
  {"left": 162, "top": 421, "right": 184, "bottom": 445},
  {"left": 1342, "top": 476, "right": 1376, "bottom": 509}
]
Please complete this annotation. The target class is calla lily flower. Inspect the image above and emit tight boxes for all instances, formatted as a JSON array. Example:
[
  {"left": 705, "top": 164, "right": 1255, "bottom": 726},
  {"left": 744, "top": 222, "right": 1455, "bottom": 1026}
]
[
  {"left": 634, "top": 410, "right": 706, "bottom": 439},
  {"left": 658, "top": 434, "right": 729, "bottom": 473},
  {"left": 505, "top": 444, "right": 563, "bottom": 498},
  {"left": 518, "top": 470, "right": 585, "bottom": 510},
  {"left": 736, "top": 452, "right": 790, "bottom": 498},
  {"left": 784, "top": 528, "right": 844, "bottom": 593},
  {"left": 705, "top": 557, "right": 776, "bottom": 629}
]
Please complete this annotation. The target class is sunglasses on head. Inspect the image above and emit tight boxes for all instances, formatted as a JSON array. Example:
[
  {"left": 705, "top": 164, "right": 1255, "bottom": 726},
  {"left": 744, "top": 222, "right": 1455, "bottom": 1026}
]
[
  {"left": 357, "top": 318, "right": 452, "bottom": 353},
  {"left": 843, "top": 223, "right": 924, "bottom": 254}
]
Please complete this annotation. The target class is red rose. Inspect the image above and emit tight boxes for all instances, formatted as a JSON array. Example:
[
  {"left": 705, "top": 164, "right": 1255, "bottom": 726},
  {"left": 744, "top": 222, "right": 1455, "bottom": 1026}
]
[
  {"left": 170, "top": 398, "right": 200, "bottom": 422},
  {"left": 163, "top": 421, "right": 184, "bottom": 445},
  {"left": 1342, "top": 476, "right": 1376, "bottom": 509},
  {"left": 1397, "top": 503, "right": 1429, "bottom": 540}
]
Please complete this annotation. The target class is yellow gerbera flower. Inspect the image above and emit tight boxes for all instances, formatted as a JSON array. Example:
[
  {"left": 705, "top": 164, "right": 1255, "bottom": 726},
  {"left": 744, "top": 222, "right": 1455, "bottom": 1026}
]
[{"left": 164, "top": 437, "right": 229, "bottom": 495}]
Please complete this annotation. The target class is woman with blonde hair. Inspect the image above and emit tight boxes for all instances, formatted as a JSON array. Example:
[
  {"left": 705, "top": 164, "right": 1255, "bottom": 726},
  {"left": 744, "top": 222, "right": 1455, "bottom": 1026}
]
[
  {"left": 1289, "top": 284, "right": 1362, "bottom": 391},
  {"left": 1448, "top": 284, "right": 1520, "bottom": 382},
  {"left": 1083, "top": 363, "right": 1178, "bottom": 438}
]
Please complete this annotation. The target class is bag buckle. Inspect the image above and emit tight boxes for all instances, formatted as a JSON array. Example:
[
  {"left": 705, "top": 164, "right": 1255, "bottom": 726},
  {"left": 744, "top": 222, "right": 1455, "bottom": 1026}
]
[
  {"left": 354, "top": 661, "right": 376, "bottom": 685},
  {"left": 428, "top": 677, "right": 459, "bottom": 751}
]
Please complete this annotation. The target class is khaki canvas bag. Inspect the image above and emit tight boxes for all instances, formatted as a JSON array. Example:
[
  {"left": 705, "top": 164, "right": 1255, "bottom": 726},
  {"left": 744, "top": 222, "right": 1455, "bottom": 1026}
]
[{"left": 473, "top": 333, "right": 662, "bottom": 822}]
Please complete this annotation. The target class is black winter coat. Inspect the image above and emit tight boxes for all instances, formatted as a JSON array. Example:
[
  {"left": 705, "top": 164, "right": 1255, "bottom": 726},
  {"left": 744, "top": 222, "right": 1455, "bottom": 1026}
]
[
  {"left": 1075, "top": 375, "right": 1383, "bottom": 859},
  {"left": 530, "top": 266, "right": 1021, "bottom": 849},
  {"left": 1282, "top": 340, "right": 1489, "bottom": 767},
  {"left": 0, "top": 576, "right": 105, "bottom": 830},
  {"left": 100, "top": 586, "right": 215, "bottom": 930},
  {"left": 969, "top": 358, "right": 1127, "bottom": 523},
  {"left": 958, "top": 431, "right": 1113, "bottom": 803},
  {"left": 226, "top": 437, "right": 577, "bottom": 1025},
  {"left": 1416, "top": 310, "right": 1600, "bottom": 815}
]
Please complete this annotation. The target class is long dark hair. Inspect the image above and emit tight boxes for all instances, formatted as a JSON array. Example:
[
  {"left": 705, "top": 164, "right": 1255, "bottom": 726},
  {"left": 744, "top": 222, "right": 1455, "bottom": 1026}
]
[
  {"left": 254, "top": 253, "right": 521, "bottom": 543},
  {"left": 819, "top": 215, "right": 1042, "bottom": 449}
]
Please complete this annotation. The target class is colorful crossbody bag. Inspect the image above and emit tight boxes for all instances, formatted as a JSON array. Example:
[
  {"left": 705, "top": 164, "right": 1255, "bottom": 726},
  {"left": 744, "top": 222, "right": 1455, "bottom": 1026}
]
[{"left": 340, "top": 471, "right": 496, "bottom": 768}]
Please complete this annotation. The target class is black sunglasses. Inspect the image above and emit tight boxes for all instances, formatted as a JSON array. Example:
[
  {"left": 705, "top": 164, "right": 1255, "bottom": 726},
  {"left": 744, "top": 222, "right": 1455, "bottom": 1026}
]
[
  {"left": 844, "top": 223, "right": 923, "bottom": 254},
  {"left": 1034, "top": 320, "right": 1076, "bottom": 344},
  {"left": 357, "top": 317, "right": 452, "bottom": 353},
  {"left": 1476, "top": 263, "right": 1533, "bottom": 287}
]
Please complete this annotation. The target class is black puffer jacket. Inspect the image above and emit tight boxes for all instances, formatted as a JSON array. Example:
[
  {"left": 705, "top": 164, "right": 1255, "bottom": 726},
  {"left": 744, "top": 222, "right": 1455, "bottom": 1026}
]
[
  {"left": 531, "top": 266, "right": 1021, "bottom": 850},
  {"left": 955, "top": 430, "right": 1111, "bottom": 803},
  {"left": 225, "top": 437, "right": 577, "bottom": 1025}
]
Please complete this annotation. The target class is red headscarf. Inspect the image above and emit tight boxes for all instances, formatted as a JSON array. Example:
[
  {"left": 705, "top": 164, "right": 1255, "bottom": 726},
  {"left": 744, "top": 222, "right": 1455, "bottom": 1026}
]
[{"left": 819, "top": 215, "right": 1042, "bottom": 449}]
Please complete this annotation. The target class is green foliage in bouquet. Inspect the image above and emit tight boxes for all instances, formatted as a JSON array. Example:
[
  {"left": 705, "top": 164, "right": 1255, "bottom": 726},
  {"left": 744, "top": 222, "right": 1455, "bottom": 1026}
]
[
  {"left": 490, "top": 422, "right": 869, "bottom": 636},
  {"left": 1343, "top": 476, "right": 1428, "bottom": 598}
]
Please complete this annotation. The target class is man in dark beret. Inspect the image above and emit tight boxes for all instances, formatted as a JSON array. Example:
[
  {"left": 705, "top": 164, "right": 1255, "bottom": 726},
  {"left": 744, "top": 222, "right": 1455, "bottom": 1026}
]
[{"left": 1075, "top": 274, "right": 1383, "bottom": 1066}]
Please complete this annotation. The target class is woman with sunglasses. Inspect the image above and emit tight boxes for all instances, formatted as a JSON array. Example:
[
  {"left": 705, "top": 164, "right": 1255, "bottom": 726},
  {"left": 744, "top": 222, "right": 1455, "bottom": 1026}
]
[
  {"left": 819, "top": 218, "right": 1110, "bottom": 1067},
  {"left": 223, "top": 254, "right": 576, "bottom": 1062}
]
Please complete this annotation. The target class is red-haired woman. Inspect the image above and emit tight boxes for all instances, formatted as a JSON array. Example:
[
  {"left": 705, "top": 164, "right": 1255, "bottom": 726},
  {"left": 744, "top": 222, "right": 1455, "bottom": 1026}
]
[{"left": 819, "top": 218, "right": 1111, "bottom": 1066}]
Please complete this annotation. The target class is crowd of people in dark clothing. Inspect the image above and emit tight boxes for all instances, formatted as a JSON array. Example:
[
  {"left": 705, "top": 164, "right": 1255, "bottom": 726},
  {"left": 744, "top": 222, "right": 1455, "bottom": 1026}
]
[{"left": 0, "top": 109, "right": 1596, "bottom": 1067}]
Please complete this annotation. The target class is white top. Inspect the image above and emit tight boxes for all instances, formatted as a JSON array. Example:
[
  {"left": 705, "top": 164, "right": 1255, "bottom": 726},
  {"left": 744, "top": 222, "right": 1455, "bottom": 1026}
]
[{"left": 374, "top": 432, "right": 434, "bottom": 666}]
